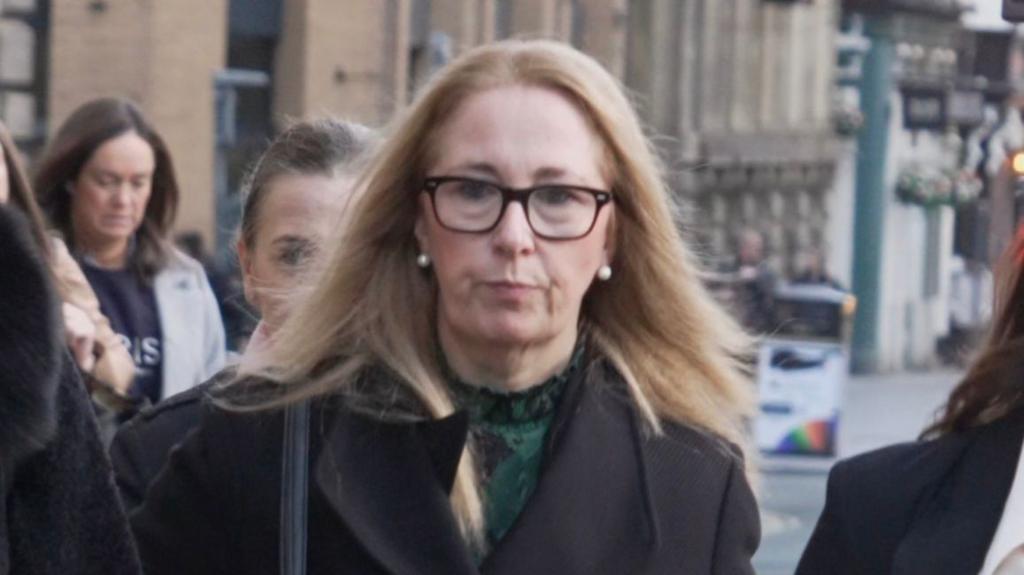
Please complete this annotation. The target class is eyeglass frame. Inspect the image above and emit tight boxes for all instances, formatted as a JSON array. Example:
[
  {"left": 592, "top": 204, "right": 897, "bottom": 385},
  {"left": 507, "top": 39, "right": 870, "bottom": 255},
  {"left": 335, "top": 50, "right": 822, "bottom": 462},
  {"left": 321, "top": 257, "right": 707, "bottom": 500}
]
[{"left": 421, "top": 176, "right": 614, "bottom": 241}]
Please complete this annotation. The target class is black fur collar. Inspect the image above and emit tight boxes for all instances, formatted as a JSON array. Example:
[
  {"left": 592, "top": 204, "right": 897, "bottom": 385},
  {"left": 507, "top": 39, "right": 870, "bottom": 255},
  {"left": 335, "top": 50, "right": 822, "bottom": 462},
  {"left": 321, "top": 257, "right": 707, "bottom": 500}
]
[{"left": 0, "top": 206, "right": 61, "bottom": 465}]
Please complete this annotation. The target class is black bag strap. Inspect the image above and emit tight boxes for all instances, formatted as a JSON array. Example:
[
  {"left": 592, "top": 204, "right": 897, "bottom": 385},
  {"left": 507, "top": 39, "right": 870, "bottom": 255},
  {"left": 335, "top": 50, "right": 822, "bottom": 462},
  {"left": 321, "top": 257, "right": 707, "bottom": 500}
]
[{"left": 280, "top": 400, "right": 311, "bottom": 575}]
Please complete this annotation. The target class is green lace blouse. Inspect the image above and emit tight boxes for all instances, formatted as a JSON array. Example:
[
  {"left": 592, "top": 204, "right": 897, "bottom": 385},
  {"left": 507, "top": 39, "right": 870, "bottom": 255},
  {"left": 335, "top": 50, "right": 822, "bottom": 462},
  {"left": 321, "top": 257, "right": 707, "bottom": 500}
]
[{"left": 446, "top": 344, "right": 585, "bottom": 556}]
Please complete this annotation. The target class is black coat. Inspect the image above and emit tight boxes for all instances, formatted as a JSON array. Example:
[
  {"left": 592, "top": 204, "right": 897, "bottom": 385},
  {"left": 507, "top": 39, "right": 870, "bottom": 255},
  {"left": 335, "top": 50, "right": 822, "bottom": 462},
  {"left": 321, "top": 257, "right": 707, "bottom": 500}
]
[
  {"left": 0, "top": 206, "right": 141, "bottom": 575},
  {"left": 131, "top": 360, "right": 760, "bottom": 574},
  {"left": 110, "top": 372, "right": 229, "bottom": 511},
  {"left": 797, "top": 407, "right": 1024, "bottom": 575},
  {"left": 0, "top": 206, "right": 61, "bottom": 491}
]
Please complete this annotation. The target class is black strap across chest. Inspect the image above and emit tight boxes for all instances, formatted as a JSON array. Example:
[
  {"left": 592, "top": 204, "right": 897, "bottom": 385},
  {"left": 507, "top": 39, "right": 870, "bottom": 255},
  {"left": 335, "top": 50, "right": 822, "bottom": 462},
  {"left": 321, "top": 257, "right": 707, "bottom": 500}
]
[{"left": 280, "top": 400, "right": 310, "bottom": 575}]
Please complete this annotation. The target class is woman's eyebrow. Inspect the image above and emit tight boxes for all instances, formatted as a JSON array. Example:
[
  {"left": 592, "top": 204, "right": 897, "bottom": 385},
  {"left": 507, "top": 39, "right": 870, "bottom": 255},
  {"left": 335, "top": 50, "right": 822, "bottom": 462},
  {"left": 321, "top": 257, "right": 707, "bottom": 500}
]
[
  {"left": 271, "top": 235, "right": 313, "bottom": 248},
  {"left": 448, "top": 162, "right": 582, "bottom": 184},
  {"left": 448, "top": 162, "right": 501, "bottom": 179}
]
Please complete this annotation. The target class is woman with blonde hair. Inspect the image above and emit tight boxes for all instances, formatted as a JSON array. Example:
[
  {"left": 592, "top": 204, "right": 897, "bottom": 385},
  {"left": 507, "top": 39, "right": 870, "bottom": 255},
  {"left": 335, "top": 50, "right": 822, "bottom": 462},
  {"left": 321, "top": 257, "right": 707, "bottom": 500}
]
[{"left": 132, "top": 39, "right": 759, "bottom": 574}]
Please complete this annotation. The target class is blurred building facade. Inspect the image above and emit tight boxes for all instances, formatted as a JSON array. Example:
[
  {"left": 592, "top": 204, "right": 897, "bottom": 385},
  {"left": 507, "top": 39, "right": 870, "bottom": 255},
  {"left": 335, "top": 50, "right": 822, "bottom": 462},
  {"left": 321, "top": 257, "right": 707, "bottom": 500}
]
[
  {"left": 1, "top": 0, "right": 840, "bottom": 263},
  {"left": 626, "top": 1, "right": 843, "bottom": 281},
  {"left": 0, "top": 0, "right": 47, "bottom": 151},
  {"left": 833, "top": 0, "right": 1022, "bottom": 371},
  {"left": 3, "top": 0, "right": 860, "bottom": 351},
  {"left": 0, "top": 0, "right": 634, "bottom": 252}
]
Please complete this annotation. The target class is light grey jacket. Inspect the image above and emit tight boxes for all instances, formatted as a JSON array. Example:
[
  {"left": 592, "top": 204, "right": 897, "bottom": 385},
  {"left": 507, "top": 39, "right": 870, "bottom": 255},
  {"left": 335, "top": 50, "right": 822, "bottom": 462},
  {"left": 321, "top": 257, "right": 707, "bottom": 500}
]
[{"left": 154, "top": 249, "right": 226, "bottom": 400}]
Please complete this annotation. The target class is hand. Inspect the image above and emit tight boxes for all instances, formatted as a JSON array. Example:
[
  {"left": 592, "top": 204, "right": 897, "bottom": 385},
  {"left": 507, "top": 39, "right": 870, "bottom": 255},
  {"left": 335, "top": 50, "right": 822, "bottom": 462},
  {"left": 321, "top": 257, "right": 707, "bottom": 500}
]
[{"left": 62, "top": 302, "right": 97, "bottom": 374}]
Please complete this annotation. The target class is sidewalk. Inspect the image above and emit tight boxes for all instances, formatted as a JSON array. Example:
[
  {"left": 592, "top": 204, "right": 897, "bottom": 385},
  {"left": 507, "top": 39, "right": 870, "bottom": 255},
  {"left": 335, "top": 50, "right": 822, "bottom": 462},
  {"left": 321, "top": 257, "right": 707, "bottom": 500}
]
[{"left": 840, "top": 368, "right": 963, "bottom": 457}]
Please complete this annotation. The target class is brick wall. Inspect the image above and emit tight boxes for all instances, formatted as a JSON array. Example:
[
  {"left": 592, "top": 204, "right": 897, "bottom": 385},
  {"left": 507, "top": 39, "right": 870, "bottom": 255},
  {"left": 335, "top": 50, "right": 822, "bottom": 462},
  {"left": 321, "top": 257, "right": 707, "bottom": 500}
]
[
  {"left": 275, "top": 0, "right": 410, "bottom": 127},
  {"left": 48, "top": 0, "right": 227, "bottom": 244}
]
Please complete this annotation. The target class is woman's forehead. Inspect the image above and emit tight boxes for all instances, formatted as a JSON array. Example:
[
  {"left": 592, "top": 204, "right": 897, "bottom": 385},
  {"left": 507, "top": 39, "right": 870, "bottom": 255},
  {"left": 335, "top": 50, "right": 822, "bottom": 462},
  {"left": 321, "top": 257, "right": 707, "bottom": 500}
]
[
  {"left": 85, "top": 132, "right": 155, "bottom": 174},
  {"left": 258, "top": 174, "right": 350, "bottom": 231},
  {"left": 430, "top": 85, "right": 607, "bottom": 186}
]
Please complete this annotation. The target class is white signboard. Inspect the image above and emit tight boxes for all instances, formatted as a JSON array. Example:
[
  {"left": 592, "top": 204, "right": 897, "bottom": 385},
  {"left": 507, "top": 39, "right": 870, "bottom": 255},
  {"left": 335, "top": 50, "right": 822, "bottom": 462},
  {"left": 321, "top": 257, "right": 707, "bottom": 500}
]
[{"left": 756, "top": 339, "right": 847, "bottom": 456}]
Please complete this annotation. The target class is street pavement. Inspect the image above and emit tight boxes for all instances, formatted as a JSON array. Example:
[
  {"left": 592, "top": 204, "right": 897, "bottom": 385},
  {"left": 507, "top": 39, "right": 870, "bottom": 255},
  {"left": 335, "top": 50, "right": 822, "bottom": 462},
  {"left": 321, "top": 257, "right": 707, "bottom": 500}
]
[{"left": 751, "top": 369, "right": 963, "bottom": 575}]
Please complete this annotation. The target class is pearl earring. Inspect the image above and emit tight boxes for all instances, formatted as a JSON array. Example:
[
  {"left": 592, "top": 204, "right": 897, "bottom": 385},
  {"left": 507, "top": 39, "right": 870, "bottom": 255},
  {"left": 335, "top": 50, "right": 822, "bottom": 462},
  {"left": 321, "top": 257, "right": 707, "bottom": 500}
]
[
  {"left": 416, "top": 253, "right": 431, "bottom": 268},
  {"left": 597, "top": 265, "right": 612, "bottom": 281}
]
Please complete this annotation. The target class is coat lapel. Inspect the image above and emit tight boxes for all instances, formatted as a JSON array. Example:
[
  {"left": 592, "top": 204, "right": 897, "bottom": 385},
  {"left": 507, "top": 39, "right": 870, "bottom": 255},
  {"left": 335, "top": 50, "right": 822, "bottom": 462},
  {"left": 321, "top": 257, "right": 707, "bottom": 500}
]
[
  {"left": 314, "top": 409, "right": 479, "bottom": 575},
  {"left": 893, "top": 409, "right": 1024, "bottom": 575},
  {"left": 480, "top": 363, "right": 658, "bottom": 574}
]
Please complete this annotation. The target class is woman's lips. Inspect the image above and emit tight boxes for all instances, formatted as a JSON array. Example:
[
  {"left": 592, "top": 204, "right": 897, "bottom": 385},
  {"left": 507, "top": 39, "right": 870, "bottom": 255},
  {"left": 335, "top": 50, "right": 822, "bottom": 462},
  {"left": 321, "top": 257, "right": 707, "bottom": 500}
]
[{"left": 484, "top": 281, "right": 540, "bottom": 299}]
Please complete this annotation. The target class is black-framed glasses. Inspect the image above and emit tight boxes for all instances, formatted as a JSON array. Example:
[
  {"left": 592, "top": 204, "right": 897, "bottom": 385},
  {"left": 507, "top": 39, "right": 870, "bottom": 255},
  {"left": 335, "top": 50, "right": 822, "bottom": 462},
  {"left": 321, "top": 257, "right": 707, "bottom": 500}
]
[{"left": 422, "top": 176, "right": 613, "bottom": 240}]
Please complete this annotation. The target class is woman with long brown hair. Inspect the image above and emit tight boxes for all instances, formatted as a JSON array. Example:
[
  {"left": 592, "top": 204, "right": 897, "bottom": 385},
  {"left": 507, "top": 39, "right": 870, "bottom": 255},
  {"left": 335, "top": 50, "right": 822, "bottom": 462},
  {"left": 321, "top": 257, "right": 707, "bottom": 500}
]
[
  {"left": 131, "top": 40, "right": 759, "bottom": 574},
  {"left": 35, "top": 98, "right": 225, "bottom": 405},
  {"left": 798, "top": 232, "right": 1024, "bottom": 574}
]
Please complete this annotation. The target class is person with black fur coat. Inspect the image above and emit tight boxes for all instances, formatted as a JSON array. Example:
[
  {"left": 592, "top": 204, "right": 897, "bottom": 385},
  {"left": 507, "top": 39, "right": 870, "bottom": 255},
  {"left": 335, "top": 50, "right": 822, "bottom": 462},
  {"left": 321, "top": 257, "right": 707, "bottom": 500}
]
[{"left": 0, "top": 205, "right": 141, "bottom": 575}]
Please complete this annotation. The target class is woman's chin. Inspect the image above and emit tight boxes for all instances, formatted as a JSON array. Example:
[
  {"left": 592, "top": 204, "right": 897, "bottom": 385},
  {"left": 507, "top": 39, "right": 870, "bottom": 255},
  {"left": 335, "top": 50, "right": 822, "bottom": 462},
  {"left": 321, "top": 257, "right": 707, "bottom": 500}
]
[
  {"left": 442, "top": 307, "right": 563, "bottom": 348},
  {"left": 94, "top": 228, "right": 135, "bottom": 245},
  {"left": 471, "top": 318, "right": 554, "bottom": 347}
]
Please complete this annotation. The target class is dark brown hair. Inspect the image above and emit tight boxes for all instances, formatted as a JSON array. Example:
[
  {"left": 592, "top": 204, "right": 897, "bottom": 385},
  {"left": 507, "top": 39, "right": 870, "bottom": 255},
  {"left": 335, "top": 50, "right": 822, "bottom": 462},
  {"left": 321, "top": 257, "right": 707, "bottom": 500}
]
[
  {"left": 924, "top": 233, "right": 1024, "bottom": 437},
  {"left": 239, "top": 118, "right": 373, "bottom": 249},
  {"left": 0, "top": 121, "right": 51, "bottom": 261},
  {"left": 34, "top": 98, "right": 179, "bottom": 281}
]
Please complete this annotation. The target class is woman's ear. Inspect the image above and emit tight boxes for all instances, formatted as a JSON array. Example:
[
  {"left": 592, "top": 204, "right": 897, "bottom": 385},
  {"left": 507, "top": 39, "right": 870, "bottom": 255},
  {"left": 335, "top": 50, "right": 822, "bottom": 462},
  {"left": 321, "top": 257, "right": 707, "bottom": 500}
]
[{"left": 236, "top": 237, "right": 259, "bottom": 310}]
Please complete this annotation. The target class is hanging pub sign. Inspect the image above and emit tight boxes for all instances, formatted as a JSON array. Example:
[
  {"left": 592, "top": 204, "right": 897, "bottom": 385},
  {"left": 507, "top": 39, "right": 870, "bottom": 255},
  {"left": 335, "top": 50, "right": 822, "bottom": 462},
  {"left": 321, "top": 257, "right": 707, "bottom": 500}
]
[{"left": 902, "top": 86, "right": 946, "bottom": 131}]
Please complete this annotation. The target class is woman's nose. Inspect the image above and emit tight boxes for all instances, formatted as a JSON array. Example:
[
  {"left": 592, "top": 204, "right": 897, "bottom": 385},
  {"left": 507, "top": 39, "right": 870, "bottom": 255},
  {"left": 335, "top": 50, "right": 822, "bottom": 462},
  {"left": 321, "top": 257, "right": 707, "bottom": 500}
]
[
  {"left": 110, "top": 183, "right": 132, "bottom": 206},
  {"left": 491, "top": 201, "right": 536, "bottom": 255}
]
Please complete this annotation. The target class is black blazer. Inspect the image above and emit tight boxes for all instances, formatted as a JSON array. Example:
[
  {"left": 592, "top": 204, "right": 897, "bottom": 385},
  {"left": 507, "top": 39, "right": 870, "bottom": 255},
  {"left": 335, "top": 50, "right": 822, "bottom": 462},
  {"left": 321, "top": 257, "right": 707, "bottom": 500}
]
[
  {"left": 131, "top": 360, "right": 760, "bottom": 574},
  {"left": 797, "top": 407, "right": 1024, "bottom": 575}
]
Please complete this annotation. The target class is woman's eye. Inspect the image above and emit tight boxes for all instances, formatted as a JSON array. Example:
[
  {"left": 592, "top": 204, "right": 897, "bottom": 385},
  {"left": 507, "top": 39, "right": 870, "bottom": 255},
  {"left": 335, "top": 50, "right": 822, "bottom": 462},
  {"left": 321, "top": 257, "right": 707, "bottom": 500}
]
[
  {"left": 534, "top": 187, "right": 576, "bottom": 206},
  {"left": 455, "top": 181, "right": 493, "bottom": 201},
  {"left": 278, "top": 243, "right": 315, "bottom": 267},
  {"left": 95, "top": 175, "right": 118, "bottom": 188}
]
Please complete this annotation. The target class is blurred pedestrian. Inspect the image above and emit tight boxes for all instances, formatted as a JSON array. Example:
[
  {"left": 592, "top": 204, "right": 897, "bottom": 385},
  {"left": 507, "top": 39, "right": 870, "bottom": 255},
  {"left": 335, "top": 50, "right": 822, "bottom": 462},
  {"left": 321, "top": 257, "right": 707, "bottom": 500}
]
[
  {"left": 35, "top": 98, "right": 226, "bottom": 409},
  {"left": 798, "top": 228, "right": 1024, "bottom": 575},
  {"left": 131, "top": 40, "right": 759, "bottom": 574},
  {"left": 733, "top": 228, "right": 778, "bottom": 334},
  {"left": 0, "top": 120, "right": 135, "bottom": 397},
  {"left": 0, "top": 205, "right": 141, "bottom": 575},
  {"left": 941, "top": 256, "right": 993, "bottom": 366},
  {"left": 792, "top": 247, "right": 844, "bottom": 291},
  {"left": 109, "top": 118, "right": 373, "bottom": 511}
]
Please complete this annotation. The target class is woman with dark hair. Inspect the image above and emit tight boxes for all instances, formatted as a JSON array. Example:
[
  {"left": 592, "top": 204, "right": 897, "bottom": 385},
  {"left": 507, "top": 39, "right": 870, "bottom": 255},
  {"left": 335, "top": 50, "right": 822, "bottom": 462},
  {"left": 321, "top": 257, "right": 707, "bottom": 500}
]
[
  {"left": 0, "top": 120, "right": 135, "bottom": 396},
  {"left": 110, "top": 118, "right": 373, "bottom": 511},
  {"left": 797, "top": 232, "right": 1024, "bottom": 574},
  {"left": 35, "top": 98, "right": 226, "bottom": 405}
]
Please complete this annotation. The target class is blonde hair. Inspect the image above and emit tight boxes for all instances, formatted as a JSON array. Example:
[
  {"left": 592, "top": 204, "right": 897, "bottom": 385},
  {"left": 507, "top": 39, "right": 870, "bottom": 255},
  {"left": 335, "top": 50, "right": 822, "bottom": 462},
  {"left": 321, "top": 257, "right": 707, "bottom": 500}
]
[{"left": 238, "top": 39, "right": 755, "bottom": 552}]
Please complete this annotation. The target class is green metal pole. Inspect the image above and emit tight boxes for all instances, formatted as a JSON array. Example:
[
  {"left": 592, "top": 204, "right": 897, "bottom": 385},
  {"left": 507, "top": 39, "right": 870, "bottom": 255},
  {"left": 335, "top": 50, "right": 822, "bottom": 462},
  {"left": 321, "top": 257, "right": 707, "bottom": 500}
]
[{"left": 850, "top": 14, "right": 893, "bottom": 373}]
